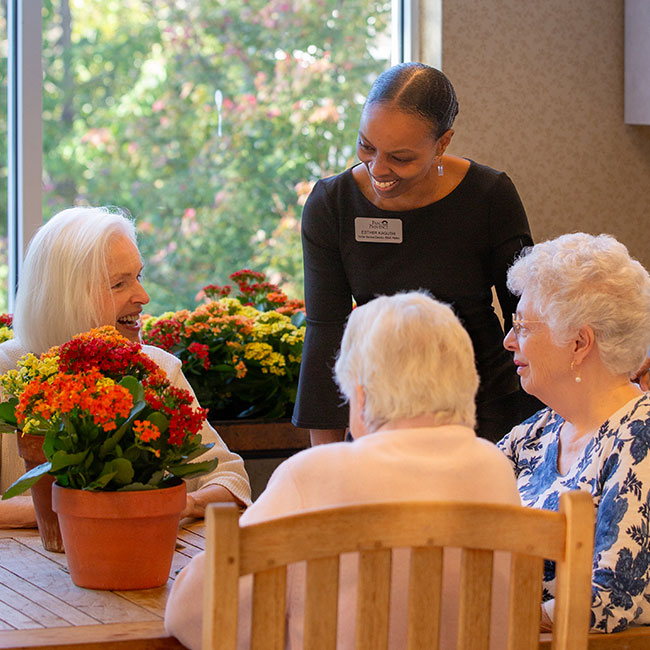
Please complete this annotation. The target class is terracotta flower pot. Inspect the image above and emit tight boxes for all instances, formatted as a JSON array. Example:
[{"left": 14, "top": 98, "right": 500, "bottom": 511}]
[
  {"left": 52, "top": 480, "right": 186, "bottom": 590},
  {"left": 15, "top": 432, "right": 65, "bottom": 553}
]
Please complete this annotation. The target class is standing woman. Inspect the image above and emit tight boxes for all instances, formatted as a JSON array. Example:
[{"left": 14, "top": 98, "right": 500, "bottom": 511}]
[{"left": 292, "top": 62, "right": 539, "bottom": 444}]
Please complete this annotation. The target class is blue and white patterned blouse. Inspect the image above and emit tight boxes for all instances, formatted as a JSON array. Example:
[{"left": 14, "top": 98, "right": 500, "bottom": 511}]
[{"left": 498, "top": 394, "right": 650, "bottom": 633}]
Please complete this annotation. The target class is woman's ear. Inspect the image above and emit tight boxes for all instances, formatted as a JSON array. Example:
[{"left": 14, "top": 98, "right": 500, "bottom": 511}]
[
  {"left": 436, "top": 128, "right": 454, "bottom": 157},
  {"left": 350, "top": 384, "right": 370, "bottom": 439},
  {"left": 572, "top": 325, "right": 595, "bottom": 364}
]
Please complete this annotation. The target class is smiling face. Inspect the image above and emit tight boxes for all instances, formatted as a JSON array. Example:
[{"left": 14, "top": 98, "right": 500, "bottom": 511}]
[
  {"left": 356, "top": 102, "right": 448, "bottom": 206},
  {"left": 503, "top": 291, "right": 573, "bottom": 406},
  {"left": 99, "top": 234, "right": 149, "bottom": 341}
]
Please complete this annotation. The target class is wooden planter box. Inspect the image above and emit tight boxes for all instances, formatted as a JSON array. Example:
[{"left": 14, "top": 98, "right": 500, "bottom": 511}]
[{"left": 210, "top": 418, "right": 310, "bottom": 459}]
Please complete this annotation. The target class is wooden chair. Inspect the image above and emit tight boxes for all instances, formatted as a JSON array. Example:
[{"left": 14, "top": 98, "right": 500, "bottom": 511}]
[{"left": 202, "top": 491, "right": 594, "bottom": 650}]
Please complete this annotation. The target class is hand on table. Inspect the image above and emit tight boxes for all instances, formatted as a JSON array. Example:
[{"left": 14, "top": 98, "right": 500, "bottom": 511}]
[
  {"left": 0, "top": 495, "right": 37, "bottom": 528},
  {"left": 181, "top": 484, "right": 245, "bottom": 519}
]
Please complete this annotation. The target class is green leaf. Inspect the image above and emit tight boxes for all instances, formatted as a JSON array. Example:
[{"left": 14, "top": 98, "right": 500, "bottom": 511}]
[
  {"left": 1, "top": 462, "right": 52, "bottom": 499},
  {"left": 183, "top": 442, "right": 215, "bottom": 462},
  {"left": 146, "top": 410, "right": 169, "bottom": 434},
  {"left": 0, "top": 399, "right": 18, "bottom": 427},
  {"left": 116, "top": 482, "right": 158, "bottom": 491},
  {"left": 212, "top": 364, "right": 234, "bottom": 372},
  {"left": 84, "top": 472, "right": 117, "bottom": 491},
  {"left": 104, "top": 457, "right": 135, "bottom": 485},
  {"left": 120, "top": 375, "right": 145, "bottom": 402},
  {"left": 167, "top": 457, "right": 218, "bottom": 479},
  {"left": 50, "top": 450, "right": 89, "bottom": 471},
  {"left": 148, "top": 470, "right": 165, "bottom": 485},
  {"left": 43, "top": 431, "right": 57, "bottom": 457},
  {"left": 123, "top": 445, "right": 141, "bottom": 462}
]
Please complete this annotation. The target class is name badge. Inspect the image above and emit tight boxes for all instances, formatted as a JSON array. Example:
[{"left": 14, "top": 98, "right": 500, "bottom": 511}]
[{"left": 354, "top": 217, "right": 403, "bottom": 243}]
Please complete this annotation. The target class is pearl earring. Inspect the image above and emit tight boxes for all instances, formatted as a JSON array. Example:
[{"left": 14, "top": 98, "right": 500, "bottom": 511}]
[
  {"left": 437, "top": 161, "right": 444, "bottom": 176},
  {"left": 570, "top": 360, "right": 582, "bottom": 383}
]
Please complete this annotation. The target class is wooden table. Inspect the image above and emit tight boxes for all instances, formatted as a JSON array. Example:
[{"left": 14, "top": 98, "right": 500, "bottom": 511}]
[{"left": 0, "top": 520, "right": 205, "bottom": 649}]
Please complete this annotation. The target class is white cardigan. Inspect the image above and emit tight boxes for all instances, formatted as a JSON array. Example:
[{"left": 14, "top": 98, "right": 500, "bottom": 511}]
[
  {"left": 165, "top": 425, "right": 521, "bottom": 650},
  {"left": 0, "top": 338, "right": 251, "bottom": 506}
]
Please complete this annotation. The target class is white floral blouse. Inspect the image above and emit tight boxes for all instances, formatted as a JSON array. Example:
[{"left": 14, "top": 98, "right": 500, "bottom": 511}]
[{"left": 498, "top": 394, "right": 650, "bottom": 633}]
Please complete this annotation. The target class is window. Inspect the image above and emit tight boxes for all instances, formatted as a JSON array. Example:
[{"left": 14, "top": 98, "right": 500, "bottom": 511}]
[
  {"left": 7, "top": 0, "right": 404, "bottom": 315},
  {"left": 0, "top": 3, "right": 7, "bottom": 313}
]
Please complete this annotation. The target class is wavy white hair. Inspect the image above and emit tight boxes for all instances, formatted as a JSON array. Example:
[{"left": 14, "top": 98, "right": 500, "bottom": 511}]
[
  {"left": 334, "top": 291, "right": 479, "bottom": 433},
  {"left": 13, "top": 206, "right": 138, "bottom": 355},
  {"left": 507, "top": 232, "right": 650, "bottom": 376}
]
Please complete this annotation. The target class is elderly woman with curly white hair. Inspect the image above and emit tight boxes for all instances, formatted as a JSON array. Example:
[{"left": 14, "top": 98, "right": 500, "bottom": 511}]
[
  {"left": 165, "top": 291, "right": 520, "bottom": 650},
  {"left": 497, "top": 232, "right": 650, "bottom": 634},
  {"left": 0, "top": 207, "right": 251, "bottom": 528}
]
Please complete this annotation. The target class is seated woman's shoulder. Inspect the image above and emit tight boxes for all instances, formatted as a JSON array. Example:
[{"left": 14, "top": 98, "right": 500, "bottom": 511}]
[
  {"left": 0, "top": 338, "right": 29, "bottom": 374},
  {"left": 140, "top": 343, "right": 181, "bottom": 374}
]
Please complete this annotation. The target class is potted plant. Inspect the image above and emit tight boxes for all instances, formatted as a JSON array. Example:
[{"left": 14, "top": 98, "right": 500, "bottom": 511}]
[
  {"left": 0, "top": 326, "right": 218, "bottom": 589},
  {"left": 0, "top": 317, "right": 65, "bottom": 551},
  {"left": 142, "top": 269, "right": 306, "bottom": 421}
]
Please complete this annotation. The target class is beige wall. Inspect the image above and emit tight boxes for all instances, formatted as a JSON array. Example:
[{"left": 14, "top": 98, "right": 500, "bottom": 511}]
[{"left": 421, "top": 0, "right": 650, "bottom": 271}]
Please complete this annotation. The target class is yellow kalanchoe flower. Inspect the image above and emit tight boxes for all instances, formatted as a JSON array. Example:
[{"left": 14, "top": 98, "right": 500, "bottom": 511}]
[
  {"left": 0, "top": 353, "right": 60, "bottom": 400},
  {"left": 281, "top": 329, "right": 304, "bottom": 346},
  {"left": 0, "top": 326, "right": 13, "bottom": 344},
  {"left": 243, "top": 343, "right": 287, "bottom": 376}
]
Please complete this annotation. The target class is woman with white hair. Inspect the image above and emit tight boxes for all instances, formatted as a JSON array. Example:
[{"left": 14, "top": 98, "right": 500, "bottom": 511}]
[
  {"left": 497, "top": 232, "right": 650, "bottom": 633},
  {"left": 0, "top": 206, "right": 251, "bottom": 527},
  {"left": 165, "top": 291, "right": 520, "bottom": 650}
]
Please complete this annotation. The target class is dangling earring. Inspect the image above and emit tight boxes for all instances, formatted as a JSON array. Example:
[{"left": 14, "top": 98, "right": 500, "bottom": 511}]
[
  {"left": 570, "top": 360, "right": 582, "bottom": 383},
  {"left": 437, "top": 158, "right": 444, "bottom": 176}
]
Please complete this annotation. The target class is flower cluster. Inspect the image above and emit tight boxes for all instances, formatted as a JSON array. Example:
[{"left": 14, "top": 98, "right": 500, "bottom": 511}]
[
  {"left": 143, "top": 269, "right": 305, "bottom": 420},
  {"left": 0, "top": 313, "right": 13, "bottom": 344},
  {"left": 0, "top": 327, "right": 216, "bottom": 497}
]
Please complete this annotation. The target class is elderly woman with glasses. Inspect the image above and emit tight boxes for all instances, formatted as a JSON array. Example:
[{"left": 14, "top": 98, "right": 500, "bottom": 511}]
[{"left": 497, "top": 232, "right": 650, "bottom": 634}]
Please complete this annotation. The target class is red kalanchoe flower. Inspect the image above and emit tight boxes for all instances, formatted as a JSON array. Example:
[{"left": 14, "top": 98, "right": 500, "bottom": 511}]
[
  {"left": 188, "top": 342, "right": 211, "bottom": 370},
  {"left": 202, "top": 284, "right": 232, "bottom": 300},
  {"left": 142, "top": 318, "right": 183, "bottom": 352},
  {"left": 56, "top": 326, "right": 159, "bottom": 381}
]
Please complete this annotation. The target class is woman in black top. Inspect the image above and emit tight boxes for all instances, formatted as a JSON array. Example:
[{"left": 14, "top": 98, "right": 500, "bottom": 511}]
[{"left": 292, "top": 62, "right": 541, "bottom": 444}]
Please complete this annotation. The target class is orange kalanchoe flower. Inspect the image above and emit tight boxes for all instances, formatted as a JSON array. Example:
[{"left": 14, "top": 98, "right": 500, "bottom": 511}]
[
  {"left": 16, "top": 369, "right": 134, "bottom": 432},
  {"left": 134, "top": 419, "right": 161, "bottom": 443}
]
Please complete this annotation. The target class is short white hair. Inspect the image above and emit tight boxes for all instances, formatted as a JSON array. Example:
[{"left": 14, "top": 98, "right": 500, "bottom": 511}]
[
  {"left": 507, "top": 232, "right": 650, "bottom": 376},
  {"left": 13, "top": 206, "right": 138, "bottom": 355},
  {"left": 334, "top": 291, "right": 479, "bottom": 432}
]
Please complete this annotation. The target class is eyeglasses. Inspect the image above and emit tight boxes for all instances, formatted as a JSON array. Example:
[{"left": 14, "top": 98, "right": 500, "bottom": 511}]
[{"left": 511, "top": 314, "right": 544, "bottom": 339}]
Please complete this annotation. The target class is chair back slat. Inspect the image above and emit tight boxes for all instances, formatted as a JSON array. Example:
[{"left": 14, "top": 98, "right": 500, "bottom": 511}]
[
  {"left": 202, "top": 505, "right": 239, "bottom": 650},
  {"left": 406, "top": 546, "right": 443, "bottom": 650},
  {"left": 551, "top": 490, "right": 593, "bottom": 650},
  {"left": 355, "top": 548, "right": 392, "bottom": 650},
  {"left": 304, "top": 556, "right": 340, "bottom": 650},
  {"left": 506, "top": 553, "right": 544, "bottom": 650},
  {"left": 457, "top": 548, "right": 493, "bottom": 650},
  {"left": 202, "top": 491, "right": 594, "bottom": 650},
  {"left": 250, "top": 568, "right": 287, "bottom": 650}
]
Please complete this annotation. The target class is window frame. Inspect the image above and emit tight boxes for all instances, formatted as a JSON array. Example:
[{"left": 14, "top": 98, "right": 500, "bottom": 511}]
[
  {"left": 6, "top": 0, "right": 417, "bottom": 308},
  {"left": 7, "top": 0, "right": 42, "bottom": 311}
]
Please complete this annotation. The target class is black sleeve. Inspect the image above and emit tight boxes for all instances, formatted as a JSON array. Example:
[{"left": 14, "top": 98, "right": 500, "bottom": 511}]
[
  {"left": 292, "top": 180, "right": 353, "bottom": 429},
  {"left": 488, "top": 172, "right": 534, "bottom": 332}
]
